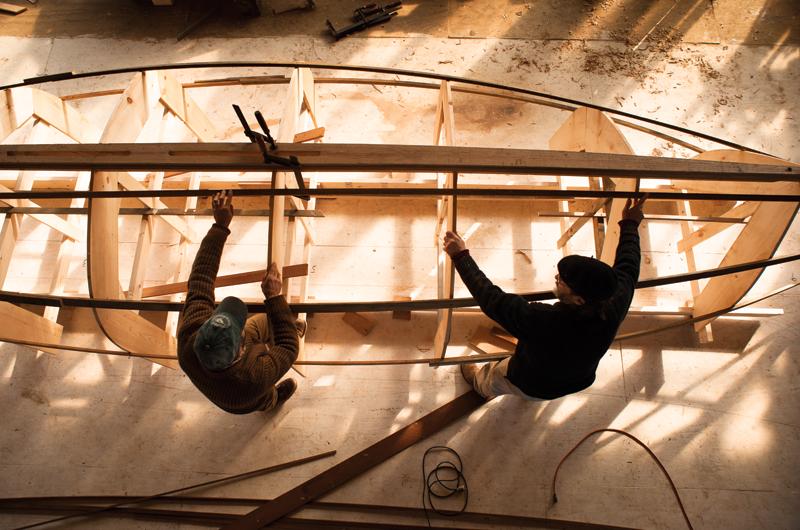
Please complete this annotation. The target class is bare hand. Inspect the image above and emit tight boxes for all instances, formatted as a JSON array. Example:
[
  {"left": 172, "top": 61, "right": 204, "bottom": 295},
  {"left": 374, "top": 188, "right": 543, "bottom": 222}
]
[
  {"left": 622, "top": 195, "right": 647, "bottom": 225},
  {"left": 262, "top": 262, "right": 282, "bottom": 299},
  {"left": 212, "top": 190, "right": 234, "bottom": 228},
  {"left": 443, "top": 230, "right": 466, "bottom": 257}
]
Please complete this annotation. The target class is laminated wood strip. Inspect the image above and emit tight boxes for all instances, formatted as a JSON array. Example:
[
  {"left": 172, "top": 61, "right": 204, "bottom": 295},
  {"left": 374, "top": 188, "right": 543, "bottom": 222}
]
[
  {"left": 221, "top": 391, "right": 486, "bottom": 530},
  {"left": 1, "top": 187, "right": 796, "bottom": 203},
  {"left": 0, "top": 143, "right": 794, "bottom": 180}
]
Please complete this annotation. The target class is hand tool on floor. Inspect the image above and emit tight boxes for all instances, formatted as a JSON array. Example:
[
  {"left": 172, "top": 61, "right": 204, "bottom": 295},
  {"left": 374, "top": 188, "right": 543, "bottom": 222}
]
[
  {"left": 326, "top": 1, "right": 402, "bottom": 40},
  {"left": 233, "top": 104, "right": 310, "bottom": 201}
]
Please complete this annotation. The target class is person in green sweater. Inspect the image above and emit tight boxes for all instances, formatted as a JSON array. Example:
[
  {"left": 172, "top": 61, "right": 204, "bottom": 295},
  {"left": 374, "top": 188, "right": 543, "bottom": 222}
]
[
  {"left": 177, "top": 190, "right": 300, "bottom": 414},
  {"left": 443, "top": 196, "right": 647, "bottom": 400}
]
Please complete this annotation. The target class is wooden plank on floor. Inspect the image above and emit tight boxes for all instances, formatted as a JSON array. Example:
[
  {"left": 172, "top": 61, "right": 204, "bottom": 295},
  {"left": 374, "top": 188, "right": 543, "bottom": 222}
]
[
  {"left": 0, "top": 2, "right": 26, "bottom": 15},
  {"left": 220, "top": 391, "right": 486, "bottom": 530}
]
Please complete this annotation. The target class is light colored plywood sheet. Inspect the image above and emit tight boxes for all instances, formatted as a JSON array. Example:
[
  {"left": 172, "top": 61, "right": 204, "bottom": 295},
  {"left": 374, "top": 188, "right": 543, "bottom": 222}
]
[
  {"left": 0, "top": 301, "right": 62, "bottom": 344},
  {"left": 691, "top": 150, "right": 800, "bottom": 330},
  {"left": 549, "top": 106, "right": 636, "bottom": 264}
]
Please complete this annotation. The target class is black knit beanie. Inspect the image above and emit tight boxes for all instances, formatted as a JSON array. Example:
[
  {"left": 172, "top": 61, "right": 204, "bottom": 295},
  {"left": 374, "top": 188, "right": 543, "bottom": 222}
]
[{"left": 557, "top": 255, "right": 617, "bottom": 303}]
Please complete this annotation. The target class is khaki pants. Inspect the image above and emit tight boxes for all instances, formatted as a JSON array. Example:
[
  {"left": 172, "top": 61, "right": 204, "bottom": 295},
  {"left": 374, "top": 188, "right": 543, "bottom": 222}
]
[{"left": 472, "top": 357, "right": 541, "bottom": 401}]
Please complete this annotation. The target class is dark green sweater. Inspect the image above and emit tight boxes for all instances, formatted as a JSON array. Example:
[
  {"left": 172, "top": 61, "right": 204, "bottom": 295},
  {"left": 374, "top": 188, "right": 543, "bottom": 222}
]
[
  {"left": 454, "top": 220, "right": 641, "bottom": 399},
  {"left": 177, "top": 224, "right": 299, "bottom": 414}
]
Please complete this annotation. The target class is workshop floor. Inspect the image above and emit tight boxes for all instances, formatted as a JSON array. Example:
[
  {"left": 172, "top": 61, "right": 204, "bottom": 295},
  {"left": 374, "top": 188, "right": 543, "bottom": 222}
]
[{"left": 1, "top": 1, "right": 799, "bottom": 529}]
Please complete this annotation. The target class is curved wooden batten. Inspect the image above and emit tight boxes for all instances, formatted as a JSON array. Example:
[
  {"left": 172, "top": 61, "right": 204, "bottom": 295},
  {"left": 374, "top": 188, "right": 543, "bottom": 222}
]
[
  {"left": 84, "top": 72, "right": 192, "bottom": 369},
  {"left": 87, "top": 171, "right": 178, "bottom": 368},
  {"left": 678, "top": 150, "right": 799, "bottom": 331}
]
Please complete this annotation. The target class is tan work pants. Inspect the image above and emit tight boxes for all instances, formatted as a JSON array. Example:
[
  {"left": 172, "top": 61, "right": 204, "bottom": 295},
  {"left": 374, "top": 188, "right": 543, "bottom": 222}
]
[{"left": 472, "top": 357, "right": 541, "bottom": 401}]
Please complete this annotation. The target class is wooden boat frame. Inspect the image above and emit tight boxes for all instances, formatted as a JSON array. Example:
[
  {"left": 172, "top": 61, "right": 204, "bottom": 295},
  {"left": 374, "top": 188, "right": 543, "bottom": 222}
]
[{"left": 0, "top": 62, "right": 798, "bottom": 368}]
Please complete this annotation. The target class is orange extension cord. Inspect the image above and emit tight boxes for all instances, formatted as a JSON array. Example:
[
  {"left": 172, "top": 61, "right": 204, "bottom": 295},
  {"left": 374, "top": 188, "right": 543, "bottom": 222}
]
[{"left": 552, "top": 428, "right": 694, "bottom": 530}]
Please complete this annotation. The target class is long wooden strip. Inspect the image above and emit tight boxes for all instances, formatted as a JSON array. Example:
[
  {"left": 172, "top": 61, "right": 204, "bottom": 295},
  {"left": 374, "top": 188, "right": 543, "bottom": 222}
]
[
  {"left": 221, "top": 391, "right": 485, "bottom": 529},
  {"left": 0, "top": 143, "right": 794, "bottom": 181},
  {"left": 3, "top": 451, "right": 337, "bottom": 530},
  {"left": 3, "top": 253, "right": 799, "bottom": 314},
  {"left": 0, "top": 502, "right": 640, "bottom": 530},
  {"left": 3, "top": 187, "right": 796, "bottom": 203},
  {"left": 140, "top": 264, "right": 308, "bottom": 298}
]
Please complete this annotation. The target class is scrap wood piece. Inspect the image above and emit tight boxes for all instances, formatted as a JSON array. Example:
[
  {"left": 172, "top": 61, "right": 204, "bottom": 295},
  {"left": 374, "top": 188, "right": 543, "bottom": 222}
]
[
  {"left": 0, "top": 2, "right": 26, "bottom": 15},
  {"left": 467, "top": 325, "right": 516, "bottom": 355},
  {"left": 342, "top": 312, "right": 375, "bottom": 335},
  {"left": 220, "top": 391, "right": 486, "bottom": 530},
  {"left": 392, "top": 295, "right": 412, "bottom": 320},
  {"left": 141, "top": 264, "right": 308, "bottom": 298},
  {"left": 293, "top": 127, "right": 325, "bottom": 143}
]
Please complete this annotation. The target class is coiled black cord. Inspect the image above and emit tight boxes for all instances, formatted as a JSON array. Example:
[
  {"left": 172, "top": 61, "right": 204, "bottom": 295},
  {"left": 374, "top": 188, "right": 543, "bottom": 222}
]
[{"left": 421, "top": 446, "right": 468, "bottom": 527}]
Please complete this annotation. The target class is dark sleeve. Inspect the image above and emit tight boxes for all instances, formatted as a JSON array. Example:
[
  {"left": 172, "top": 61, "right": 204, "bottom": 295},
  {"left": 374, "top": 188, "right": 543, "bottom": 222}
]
[
  {"left": 607, "top": 219, "right": 641, "bottom": 320},
  {"left": 453, "top": 253, "right": 542, "bottom": 341},
  {"left": 177, "top": 223, "right": 229, "bottom": 346},
  {"left": 250, "top": 295, "right": 299, "bottom": 385}
]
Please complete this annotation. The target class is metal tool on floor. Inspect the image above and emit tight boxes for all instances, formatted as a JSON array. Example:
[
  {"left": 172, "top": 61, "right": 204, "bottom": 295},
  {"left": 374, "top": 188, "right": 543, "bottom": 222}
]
[
  {"left": 232, "top": 104, "right": 310, "bottom": 201},
  {"left": 326, "top": 1, "right": 402, "bottom": 40}
]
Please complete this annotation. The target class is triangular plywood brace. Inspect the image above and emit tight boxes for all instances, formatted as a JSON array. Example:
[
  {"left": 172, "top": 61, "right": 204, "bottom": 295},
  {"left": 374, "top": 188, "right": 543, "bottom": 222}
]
[
  {"left": 549, "top": 107, "right": 636, "bottom": 264},
  {"left": 689, "top": 150, "right": 800, "bottom": 331}
]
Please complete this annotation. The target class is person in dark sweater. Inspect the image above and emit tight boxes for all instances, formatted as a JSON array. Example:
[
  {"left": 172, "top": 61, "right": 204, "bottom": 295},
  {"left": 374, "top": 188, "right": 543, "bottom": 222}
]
[
  {"left": 177, "top": 190, "right": 300, "bottom": 414},
  {"left": 443, "top": 196, "right": 647, "bottom": 400}
]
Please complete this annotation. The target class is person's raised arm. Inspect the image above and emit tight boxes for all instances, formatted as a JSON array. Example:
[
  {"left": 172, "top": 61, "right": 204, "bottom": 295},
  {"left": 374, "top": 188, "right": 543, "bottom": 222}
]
[
  {"left": 178, "top": 190, "right": 234, "bottom": 342},
  {"left": 444, "top": 231, "right": 539, "bottom": 340},
  {"left": 607, "top": 196, "right": 645, "bottom": 319}
]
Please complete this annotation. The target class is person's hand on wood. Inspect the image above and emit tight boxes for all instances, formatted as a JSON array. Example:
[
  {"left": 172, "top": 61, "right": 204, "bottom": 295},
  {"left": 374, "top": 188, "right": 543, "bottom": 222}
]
[
  {"left": 262, "top": 262, "right": 282, "bottom": 299},
  {"left": 621, "top": 195, "right": 647, "bottom": 226},
  {"left": 212, "top": 190, "right": 234, "bottom": 228},
  {"left": 443, "top": 230, "right": 467, "bottom": 258}
]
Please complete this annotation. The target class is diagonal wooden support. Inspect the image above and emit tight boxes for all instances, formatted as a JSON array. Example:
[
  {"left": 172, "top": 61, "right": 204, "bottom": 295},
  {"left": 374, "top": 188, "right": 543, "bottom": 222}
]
[
  {"left": 44, "top": 171, "right": 91, "bottom": 324},
  {"left": 0, "top": 183, "right": 84, "bottom": 241},
  {"left": 675, "top": 196, "right": 712, "bottom": 342},
  {"left": 4, "top": 87, "right": 93, "bottom": 143},
  {"left": 158, "top": 71, "right": 219, "bottom": 142},
  {"left": 557, "top": 195, "right": 611, "bottom": 249},
  {"left": 676, "top": 201, "right": 758, "bottom": 253},
  {"left": 221, "top": 391, "right": 486, "bottom": 530}
]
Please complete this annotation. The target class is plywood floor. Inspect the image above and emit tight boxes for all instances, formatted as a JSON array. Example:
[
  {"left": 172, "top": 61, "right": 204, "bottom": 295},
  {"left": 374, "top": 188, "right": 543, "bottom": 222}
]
[{"left": 1, "top": 1, "right": 799, "bottom": 528}]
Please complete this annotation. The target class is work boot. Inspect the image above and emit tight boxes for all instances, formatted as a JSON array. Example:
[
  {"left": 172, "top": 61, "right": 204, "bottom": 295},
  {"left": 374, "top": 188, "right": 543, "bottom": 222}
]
[
  {"left": 295, "top": 318, "right": 307, "bottom": 338},
  {"left": 275, "top": 378, "right": 297, "bottom": 406},
  {"left": 460, "top": 362, "right": 478, "bottom": 387}
]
